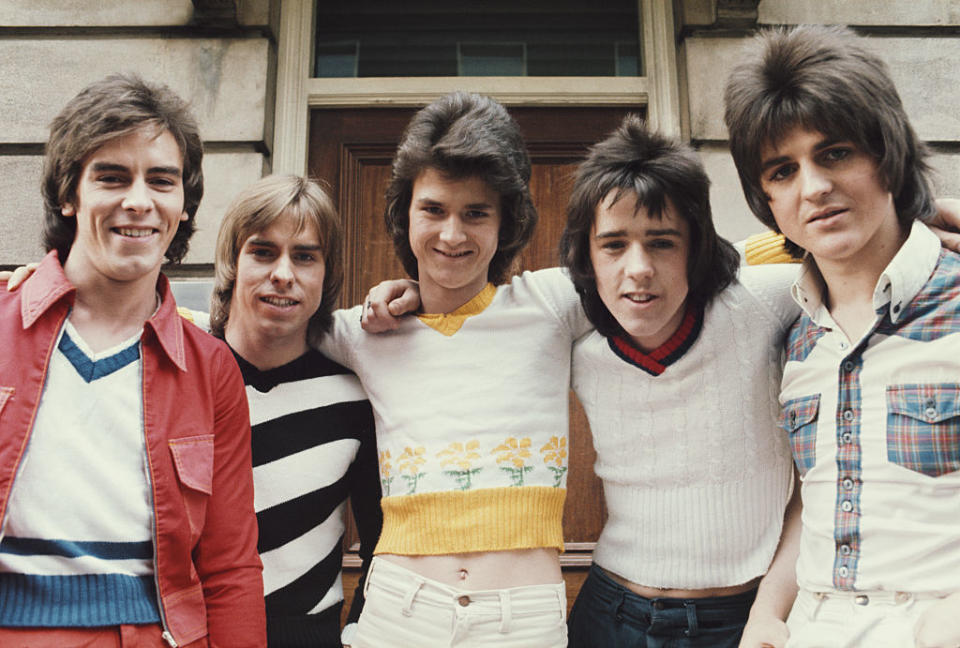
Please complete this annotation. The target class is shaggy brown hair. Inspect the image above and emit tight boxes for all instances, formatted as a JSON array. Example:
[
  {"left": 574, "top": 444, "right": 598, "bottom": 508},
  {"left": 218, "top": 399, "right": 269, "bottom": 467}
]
[{"left": 723, "top": 25, "right": 934, "bottom": 256}]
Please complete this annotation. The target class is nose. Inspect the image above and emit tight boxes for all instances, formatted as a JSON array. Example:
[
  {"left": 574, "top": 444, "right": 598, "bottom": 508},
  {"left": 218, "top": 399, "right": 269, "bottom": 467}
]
[
  {"left": 270, "top": 254, "right": 294, "bottom": 286},
  {"left": 799, "top": 163, "right": 832, "bottom": 201},
  {"left": 121, "top": 178, "right": 152, "bottom": 214},
  {"left": 623, "top": 244, "right": 654, "bottom": 279},
  {"left": 439, "top": 215, "right": 467, "bottom": 245}
]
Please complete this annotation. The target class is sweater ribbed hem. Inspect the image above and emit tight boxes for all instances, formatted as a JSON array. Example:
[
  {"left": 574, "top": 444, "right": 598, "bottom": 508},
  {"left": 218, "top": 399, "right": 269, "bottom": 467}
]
[
  {"left": 0, "top": 573, "right": 161, "bottom": 626},
  {"left": 376, "top": 486, "right": 566, "bottom": 555},
  {"left": 594, "top": 464, "right": 793, "bottom": 589}
]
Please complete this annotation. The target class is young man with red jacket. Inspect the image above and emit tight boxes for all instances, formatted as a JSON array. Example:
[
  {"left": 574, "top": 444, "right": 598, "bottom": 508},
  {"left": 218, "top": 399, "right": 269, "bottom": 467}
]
[{"left": 0, "top": 74, "right": 265, "bottom": 647}]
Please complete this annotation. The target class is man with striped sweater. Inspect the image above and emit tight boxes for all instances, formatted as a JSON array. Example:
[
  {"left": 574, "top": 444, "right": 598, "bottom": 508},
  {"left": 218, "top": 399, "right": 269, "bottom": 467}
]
[{"left": 205, "top": 174, "right": 382, "bottom": 648}]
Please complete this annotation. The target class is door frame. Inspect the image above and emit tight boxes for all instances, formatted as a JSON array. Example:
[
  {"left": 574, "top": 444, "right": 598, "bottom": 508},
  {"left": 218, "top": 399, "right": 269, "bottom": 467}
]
[{"left": 272, "top": 0, "right": 682, "bottom": 175}]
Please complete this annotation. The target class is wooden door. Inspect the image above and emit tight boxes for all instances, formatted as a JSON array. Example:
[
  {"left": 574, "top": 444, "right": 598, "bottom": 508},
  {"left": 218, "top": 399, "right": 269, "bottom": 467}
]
[{"left": 307, "top": 105, "right": 641, "bottom": 618}]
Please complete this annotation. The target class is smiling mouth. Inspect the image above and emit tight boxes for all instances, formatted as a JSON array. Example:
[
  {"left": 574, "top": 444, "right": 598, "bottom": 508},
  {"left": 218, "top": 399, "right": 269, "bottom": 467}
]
[
  {"left": 260, "top": 296, "right": 298, "bottom": 307},
  {"left": 114, "top": 227, "right": 157, "bottom": 238},
  {"left": 624, "top": 293, "right": 656, "bottom": 304},
  {"left": 435, "top": 249, "right": 472, "bottom": 259}
]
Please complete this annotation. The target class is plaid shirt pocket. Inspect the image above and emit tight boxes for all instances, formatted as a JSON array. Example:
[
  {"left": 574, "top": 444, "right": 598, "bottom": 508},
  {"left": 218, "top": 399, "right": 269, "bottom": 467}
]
[
  {"left": 886, "top": 383, "right": 960, "bottom": 477},
  {"left": 779, "top": 394, "right": 821, "bottom": 476}
]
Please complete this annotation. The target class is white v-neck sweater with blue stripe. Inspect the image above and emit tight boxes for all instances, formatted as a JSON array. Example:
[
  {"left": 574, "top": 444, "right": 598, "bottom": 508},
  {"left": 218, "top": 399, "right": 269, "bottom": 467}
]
[{"left": 0, "top": 322, "right": 160, "bottom": 627}]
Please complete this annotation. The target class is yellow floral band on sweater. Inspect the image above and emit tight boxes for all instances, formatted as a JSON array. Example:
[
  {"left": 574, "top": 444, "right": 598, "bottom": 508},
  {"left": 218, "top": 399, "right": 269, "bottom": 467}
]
[{"left": 378, "top": 436, "right": 570, "bottom": 496}]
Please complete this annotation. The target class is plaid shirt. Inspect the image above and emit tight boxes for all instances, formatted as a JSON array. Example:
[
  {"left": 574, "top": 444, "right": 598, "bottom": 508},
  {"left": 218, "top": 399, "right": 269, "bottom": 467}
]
[{"left": 780, "top": 221, "right": 960, "bottom": 594}]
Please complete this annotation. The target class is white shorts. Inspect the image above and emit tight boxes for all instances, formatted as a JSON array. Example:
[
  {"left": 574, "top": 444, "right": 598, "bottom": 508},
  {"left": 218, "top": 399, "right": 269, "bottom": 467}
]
[
  {"left": 353, "top": 557, "right": 568, "bottom": 648},
  {"left": 786, "top": 587, "right": 946, "bottom": 648}
]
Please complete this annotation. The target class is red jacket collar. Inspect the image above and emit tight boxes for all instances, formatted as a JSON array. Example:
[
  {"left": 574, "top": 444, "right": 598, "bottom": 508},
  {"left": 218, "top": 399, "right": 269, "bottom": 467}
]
[{"left": 21, "top": 250, "right": 188, "bottom": 372}]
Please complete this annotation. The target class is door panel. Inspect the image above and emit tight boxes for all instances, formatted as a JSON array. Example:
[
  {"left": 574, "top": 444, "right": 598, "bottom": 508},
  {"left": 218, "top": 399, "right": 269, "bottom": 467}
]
[{"left": 308, "top": 105, "right": 642, "bottom": 617}]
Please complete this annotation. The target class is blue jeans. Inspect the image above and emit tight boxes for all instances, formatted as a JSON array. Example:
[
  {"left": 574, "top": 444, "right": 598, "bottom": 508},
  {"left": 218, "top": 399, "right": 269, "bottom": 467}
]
[{"left": 568, "top": 565, "right": 756, "bottom": 648}]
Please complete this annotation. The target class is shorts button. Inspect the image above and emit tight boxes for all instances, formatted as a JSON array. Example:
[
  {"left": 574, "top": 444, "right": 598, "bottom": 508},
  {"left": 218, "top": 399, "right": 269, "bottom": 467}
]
[
  {"left": 854, "top": 595, "right": 869, "bottom": 606},
  {"left": 457, "top": 595, "right": 470, "bottom": 607}
]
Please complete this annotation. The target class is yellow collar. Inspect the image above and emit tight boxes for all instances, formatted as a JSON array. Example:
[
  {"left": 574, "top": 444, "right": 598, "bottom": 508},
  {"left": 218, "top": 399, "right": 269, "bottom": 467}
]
[{"left": 418, "top": 284, "right": 496, "bottom": 336}]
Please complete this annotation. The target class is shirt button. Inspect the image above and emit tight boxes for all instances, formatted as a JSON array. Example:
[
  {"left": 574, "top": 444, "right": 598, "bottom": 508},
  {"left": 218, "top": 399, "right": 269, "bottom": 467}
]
[
  {"left": 925, "top": 402, "right": 937, "bottom": 419},
  {"left": 841, "top": 500, "right": 853, "bottom": 512},
  {"left": 457, "top": 595, "right": 471, "bottom": 607},
  {"left": 839, "top": 566, "right": 849, "bottom": 578},
  {"left": 839, "top": 544, "right": 851, "bottom": 556},
  {"left": 842, "top": 478, "right": 854, "bottom": 490},
  {"left": 842, "top": 409, "right": 854, "bottom": 422},
  {"left": 841, "top": 432, "right": 852, "bottom": 444},
  {"left": 842, "top": 361, "right": 855, "bottom": 372},
  {"left": 839, "top": 341, "right": 848, "bottom": 350}
]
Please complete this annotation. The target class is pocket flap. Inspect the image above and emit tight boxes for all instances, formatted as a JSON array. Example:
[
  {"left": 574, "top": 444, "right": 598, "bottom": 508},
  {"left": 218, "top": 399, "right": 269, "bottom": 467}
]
[
  {"left": 887, "top": 384, "right": 960, "bottom": 424},
  {"left": 169, "top": 434, "right": 215, "bottom": 495},
  {"left": 779, "top": 394, "right": 821, "bottom": 433}
]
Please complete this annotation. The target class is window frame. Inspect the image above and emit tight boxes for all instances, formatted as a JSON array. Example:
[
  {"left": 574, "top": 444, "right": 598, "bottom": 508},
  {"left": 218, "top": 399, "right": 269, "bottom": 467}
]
[{"left": 272, "top": 0, "right": 680, "bottom": 174}]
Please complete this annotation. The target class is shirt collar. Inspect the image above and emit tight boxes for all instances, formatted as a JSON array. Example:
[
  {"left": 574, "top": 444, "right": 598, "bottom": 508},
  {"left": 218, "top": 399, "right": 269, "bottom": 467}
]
[
  {"left": 790, "top": 221, "right": 940, "bottom": 326},
  {"left": 20, "top": 251, "right": 187, "bottom": 371},
  {"left": 875, "top": 220, "right": 940, "bottom": 324}
]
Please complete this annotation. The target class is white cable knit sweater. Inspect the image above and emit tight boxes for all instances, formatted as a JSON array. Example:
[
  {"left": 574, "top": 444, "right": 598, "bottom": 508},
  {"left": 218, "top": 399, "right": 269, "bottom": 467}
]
[{"left": 573, "top": 264, "right": 801, "bottom": 589}]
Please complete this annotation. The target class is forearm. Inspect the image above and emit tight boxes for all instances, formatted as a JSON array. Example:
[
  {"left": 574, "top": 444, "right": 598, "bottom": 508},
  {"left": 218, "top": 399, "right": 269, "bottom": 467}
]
[
  {"left": 749, "top": 475, "right": 802, "bottom": 622},
  {"left": 739, "top": 473, "right": 802, "bottom": 648}
]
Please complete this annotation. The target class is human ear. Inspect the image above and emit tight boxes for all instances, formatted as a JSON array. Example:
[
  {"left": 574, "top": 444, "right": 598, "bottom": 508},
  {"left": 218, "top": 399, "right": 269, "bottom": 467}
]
[{"left": 61, "top": 203, "right": 76, "bottom": 217}]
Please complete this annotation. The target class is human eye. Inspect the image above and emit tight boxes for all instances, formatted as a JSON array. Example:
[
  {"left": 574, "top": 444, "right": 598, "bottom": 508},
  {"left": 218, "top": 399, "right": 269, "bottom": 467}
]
[
  {"left": 420, "top": 204, "right": 444, "bottom": 216},
  {"left": 248, "top": 246, "right": 274, "bottom": 260},
  {"left": 465, "top": 209, "right": 490, "bottom": 220},
  {"left": 149, "top": 176, "right": 177, "bottom": 188},
  {"left": 649, "top": 238, "right": 676, "bottom": 250},
  {"left": 766, "top": 164, "right": 795, "bottom": 183},
  {"left": 96, "top": 173, "right": 127, "bottom": 185},
  {"left": 822, "top": 146, "right": 852, "bottom": 163},
  {"left": 600, "top": 239, "right": 626, "bottom": 252},
  {"left": 294, "top": 252, "right": 319, "bottom": 263}
]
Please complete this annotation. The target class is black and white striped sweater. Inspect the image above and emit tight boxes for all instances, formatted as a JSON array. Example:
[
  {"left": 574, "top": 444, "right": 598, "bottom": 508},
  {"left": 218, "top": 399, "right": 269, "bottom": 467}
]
[{"left": 231, "top": 348, "right": 381, "bottom": 648}]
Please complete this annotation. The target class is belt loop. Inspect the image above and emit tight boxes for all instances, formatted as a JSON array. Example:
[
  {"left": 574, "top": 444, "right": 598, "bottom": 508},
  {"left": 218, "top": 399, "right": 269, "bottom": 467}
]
[
  {"left": 614, "top": 590, "right": 627, "bottom": 622},
  {"left": 684, "top": 601, "right": 699, "bottom": 637},
  {"left": 498, "top": 590, "right": 512, "bottom": 634},
  {"left": 401, "top": 578, "right": 425, "bottom": 617},
  {"left": 811, "top": 591, "right": 827, "bottom": 621}
]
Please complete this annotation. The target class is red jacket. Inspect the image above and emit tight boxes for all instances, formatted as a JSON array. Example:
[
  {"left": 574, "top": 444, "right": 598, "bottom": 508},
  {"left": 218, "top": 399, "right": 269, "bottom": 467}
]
[{"left": 0, "top": 253, "right": 266, "bottom": 648}]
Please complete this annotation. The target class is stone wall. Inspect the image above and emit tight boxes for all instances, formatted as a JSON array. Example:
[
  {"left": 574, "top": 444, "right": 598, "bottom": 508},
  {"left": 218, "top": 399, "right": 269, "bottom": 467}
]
[
  {"left": 680, "top": 0, "right": 960, "bottom": 241},
  {"left": 0, "top": 0, "right": 277, "bottom": 266}
]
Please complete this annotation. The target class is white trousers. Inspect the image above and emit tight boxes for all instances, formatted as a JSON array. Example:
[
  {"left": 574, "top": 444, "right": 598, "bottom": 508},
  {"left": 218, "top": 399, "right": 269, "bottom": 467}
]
[
  {"left": 786, "top": 588, "right": 946, "bottom": 648},
  {"left": 353, "top": 557, "right": 568, "bottom": 648}
]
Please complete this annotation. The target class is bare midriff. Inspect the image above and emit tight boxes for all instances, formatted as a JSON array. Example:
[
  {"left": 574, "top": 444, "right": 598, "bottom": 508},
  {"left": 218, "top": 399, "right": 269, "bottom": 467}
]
[
  {"left": 603, "top": 568, "right": 760, "bottom": 599},
  {"left": 381, "top": 548, "right": 562, "bottom": 589}
]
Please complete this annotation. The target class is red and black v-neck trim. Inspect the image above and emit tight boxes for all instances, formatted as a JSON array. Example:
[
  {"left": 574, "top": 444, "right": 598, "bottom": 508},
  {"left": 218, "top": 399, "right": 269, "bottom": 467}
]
[{"left": 607, "top": 305, "right": 704, "bottom": 376}]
